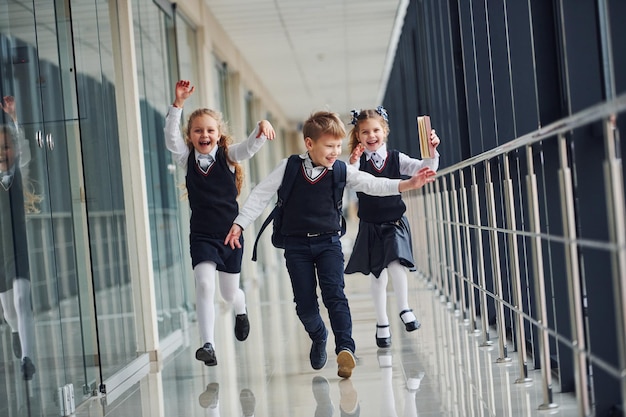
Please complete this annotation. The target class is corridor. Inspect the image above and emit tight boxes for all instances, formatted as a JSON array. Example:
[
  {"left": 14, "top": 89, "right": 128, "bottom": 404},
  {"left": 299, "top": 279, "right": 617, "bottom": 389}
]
[{"left": 74, "top": 264, "right": 579, "bottom": 417}]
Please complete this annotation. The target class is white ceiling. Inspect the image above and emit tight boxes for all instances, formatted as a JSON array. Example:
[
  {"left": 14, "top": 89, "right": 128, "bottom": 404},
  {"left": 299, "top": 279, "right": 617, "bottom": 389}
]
[{"left": 204, "top": 0, "right": 408, "bottom": 124}]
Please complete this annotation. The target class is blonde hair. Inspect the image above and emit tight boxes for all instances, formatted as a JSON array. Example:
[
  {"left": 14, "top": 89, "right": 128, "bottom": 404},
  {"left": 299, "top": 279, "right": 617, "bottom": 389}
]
[
  {"left": 348, "top": 109, "right": 390, "bottom": 153},
  {"left": 302, "top": 111, "right": 346, "bottom": 141},
  {"left": 185, "top": 108, "right": 244, "bottom": 194}
]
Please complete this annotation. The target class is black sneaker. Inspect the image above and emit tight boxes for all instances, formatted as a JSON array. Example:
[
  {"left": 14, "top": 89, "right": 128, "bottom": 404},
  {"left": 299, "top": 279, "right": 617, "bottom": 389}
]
[
  {"left": 309, "top": 333, "right": 328, "bottom": 370},
  {"left": 12, "top": 332, "right": 22, "bottom": 359},
  {"left": 235, "top": 313, "right": 250, "bottom": 341},
  {"left": 195, "top": 343, "right": 217, "bottom": 366},
  {"left": 21, "top": 357, "right": 36, "bottom": 380}
]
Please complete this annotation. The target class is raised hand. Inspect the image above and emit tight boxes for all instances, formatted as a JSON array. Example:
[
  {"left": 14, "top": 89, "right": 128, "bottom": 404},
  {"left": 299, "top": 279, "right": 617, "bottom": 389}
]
[
  {"left": 257, "top": 120, "right": 276, "bottom": 140},
  {"left": 430, "top": 129, "right": 440, "bottom": 149},
  {"left": 349, "top": 143, "right": 365, "bottom": 164},
  {"left": 173, "top": 80, "right": 195, "bottom": 108},
  {"left": 1, "top": 96, "right": 17, "bottom": 121}
]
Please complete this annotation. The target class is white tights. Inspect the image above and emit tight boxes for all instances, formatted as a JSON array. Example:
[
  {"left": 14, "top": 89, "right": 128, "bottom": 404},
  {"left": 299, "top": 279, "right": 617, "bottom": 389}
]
[
  {"left": 370, "top": 260, "right": 416, "bottom": 337},
  {"left": 0, "top": 278, "right": 35, "bottom": 359},
  {"left": 194, "top": 261, "right": 246, "bottom": 345}
]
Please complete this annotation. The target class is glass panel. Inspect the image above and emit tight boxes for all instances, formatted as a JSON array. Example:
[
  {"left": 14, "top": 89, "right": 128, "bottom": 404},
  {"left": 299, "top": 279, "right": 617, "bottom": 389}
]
[
  {"left": 133, "top": 0, "right": 186, "bottom": 340},
  {"left": 71, "top": 0, "right": 136, "bottom": 380},
  {"left": 213, "top": 56, "right": 230, "bottom": 120},
  {"left": 1, "top": 0, "right": 100, "bottom": 414}
]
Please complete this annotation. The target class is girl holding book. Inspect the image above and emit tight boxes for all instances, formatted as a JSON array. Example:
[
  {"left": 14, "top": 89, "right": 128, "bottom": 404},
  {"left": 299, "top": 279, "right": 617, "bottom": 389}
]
[{"left": 344, "top": 106, "right": 440, "bottom": 348}]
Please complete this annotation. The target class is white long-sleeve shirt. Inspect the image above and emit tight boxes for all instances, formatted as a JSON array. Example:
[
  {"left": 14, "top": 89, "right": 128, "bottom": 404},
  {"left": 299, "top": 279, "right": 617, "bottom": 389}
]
[
  {"left": 351, "top": 143, "right": 439, "bottom": 173},
  {"left": 164, "top": 105, "right": 268, "bottom": 171},
  {"left": 234, "top": 153, "right": 404, "bottom": 230}
]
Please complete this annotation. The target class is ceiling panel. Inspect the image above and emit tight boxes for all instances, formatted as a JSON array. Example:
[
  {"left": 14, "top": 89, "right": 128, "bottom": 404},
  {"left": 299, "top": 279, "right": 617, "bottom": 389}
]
[{"left": 204, "top": 0, "right": 405, "bottom": 123}]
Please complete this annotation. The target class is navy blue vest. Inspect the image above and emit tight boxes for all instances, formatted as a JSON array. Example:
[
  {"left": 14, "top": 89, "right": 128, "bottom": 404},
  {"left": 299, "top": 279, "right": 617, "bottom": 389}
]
[
  {"left": 357, "top": 149, "right": 406, "bottom": 223},
  {"left": 1, "top": 170, "right": 30, "bottom": 281},
  {"left": 186, "top": 148, "right": 238, "bottom": 235},
  {"left": 281, "top": 163, "right": 340, "bottom": 236}
]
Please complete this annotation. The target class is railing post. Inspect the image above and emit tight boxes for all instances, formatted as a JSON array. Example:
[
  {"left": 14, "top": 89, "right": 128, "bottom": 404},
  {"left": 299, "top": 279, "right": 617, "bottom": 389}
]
[
  {"left": 471, "top": 165, "right": 493, "bottom": 347},
  {"left": 502, "top": 153, "right": 531, "bottom": 383},
  {"left": 557, "top": 134, "right": 591, "bottom": 417},
  {"left": 442, "top": 176, "right": 458, "bottom": 311},
  {"left": 603, "top": 116, "right": 626, "bottom": 413},
  {"left": 451, "top": 173, "right": 468, "bottom": 322},
  {"left": 424, "top": 182, "right": 437, "bottom": 286},
  {"left": 526, "top": 146, "right": 559, "bottom": 411},
  {"left": 435, "top": 180, "right": 450, "bottom": 304},
  {"left": 485, "top": 160, "right": 511, "bottom": 364},
  {"left": 460, "top": 169, "right": 480, "bottom": 334}
]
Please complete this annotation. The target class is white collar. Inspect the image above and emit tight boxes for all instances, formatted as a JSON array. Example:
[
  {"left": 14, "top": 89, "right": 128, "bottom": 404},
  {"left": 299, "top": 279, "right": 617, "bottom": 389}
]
[
  {"left": 364, "top": 143, "right": 388, "bottom": 161},
  {"left": 195, "top": 146, "right": 218, "bottom": 161}
]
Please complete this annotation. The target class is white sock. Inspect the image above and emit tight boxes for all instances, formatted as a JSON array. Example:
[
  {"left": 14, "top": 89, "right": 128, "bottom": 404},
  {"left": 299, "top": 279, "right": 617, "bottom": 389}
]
[{"left": 195, "top": 262, "right": 217, "bottom": 345}]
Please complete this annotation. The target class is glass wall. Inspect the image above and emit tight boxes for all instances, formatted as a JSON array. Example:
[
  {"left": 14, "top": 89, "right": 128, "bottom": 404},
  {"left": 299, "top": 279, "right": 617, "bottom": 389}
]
[
  {"left": 0, "top": 0, "right": 135, "bottom": 414},
  {"left": 71, "top": 0, "right": 137, "bottom": 381},
  {"left": 132, "top": 0, "right": 186, "bottom": 340}
]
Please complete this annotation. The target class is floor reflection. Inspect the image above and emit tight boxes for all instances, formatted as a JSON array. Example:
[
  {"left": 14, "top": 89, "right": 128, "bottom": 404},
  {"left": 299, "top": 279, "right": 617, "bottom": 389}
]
[{"left": 68, "top": 272, "right": 580, "bottom": 417}]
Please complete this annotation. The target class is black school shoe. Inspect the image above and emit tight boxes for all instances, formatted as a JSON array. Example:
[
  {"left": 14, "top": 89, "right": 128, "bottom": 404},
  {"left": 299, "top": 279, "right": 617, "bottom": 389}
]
[
  {"left": 196, "top": 343, "right": 218, "bottom": 366},
  {"left": 235, "top": 313, "right": 250, "bottom": 341},
  {"left": 375, "top": 324, "right": 391, "bottom": 348},
  {"left": 21, "top": 357, "right": 36, "bottom": 380},
  {"left": 400, "top": 309, "right": 421, "bottom": 332},
  {"left": 310, "top": 332, "right": 328, "bottom": 370}
]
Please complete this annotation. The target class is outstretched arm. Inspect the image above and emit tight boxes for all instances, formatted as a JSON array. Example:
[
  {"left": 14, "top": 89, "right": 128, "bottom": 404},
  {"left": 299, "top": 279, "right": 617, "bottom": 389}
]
[
  {"left": 228, "top": 119, "right": 276, "bottom": 162},
  {"left": 398, "top": 167, "right": 436, "bottom": 192}
]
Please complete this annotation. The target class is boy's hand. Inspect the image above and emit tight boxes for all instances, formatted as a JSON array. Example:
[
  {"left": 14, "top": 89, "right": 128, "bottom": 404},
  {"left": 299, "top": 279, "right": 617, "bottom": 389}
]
[
  {"left": 173, "top": 80, "right": 195, "bottom": 108},
  {"left": 257, "top": 120, "right": 276, "bottom": 140},
  {"left": 349, "top": 143, "right": 365, "bottom": 164},
  {"left": 399, "top": 167, "right": 436, "bottom": 192},
  {"left": 224, "top": 224, "right": 243, "bottom": 249},
  {"left": 430, "top": 129, "right": 440, "bottom": 149}
]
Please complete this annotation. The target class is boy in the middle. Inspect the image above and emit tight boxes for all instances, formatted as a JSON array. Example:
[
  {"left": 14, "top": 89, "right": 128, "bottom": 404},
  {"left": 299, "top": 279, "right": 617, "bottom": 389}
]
[{"left": 224, "top": 110, "right": 436, "bottom": 379}]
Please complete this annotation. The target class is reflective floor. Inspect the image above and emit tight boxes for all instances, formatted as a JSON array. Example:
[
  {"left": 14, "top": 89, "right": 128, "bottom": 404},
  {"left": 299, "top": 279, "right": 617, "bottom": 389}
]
[{"left": 72, "top": 264, "right": 580, "bottom": 417}]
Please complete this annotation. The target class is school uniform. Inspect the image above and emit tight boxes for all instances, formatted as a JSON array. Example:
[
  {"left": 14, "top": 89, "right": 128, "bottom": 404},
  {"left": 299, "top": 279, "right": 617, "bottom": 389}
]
[
  {"left": 1, "top": 123, "right": 31, "bottom": 292},
  {"left": 234, "top": 153, "right": 405, "bottom": 355},
  {"left": 164, "top": 105, "right": 268, "bottom": 273},
  {"left": 345, "top": 143, "right": 439, "bottom": 279},
  {"left": 1, "top": 168, "right": 29, "bottom": 292}
]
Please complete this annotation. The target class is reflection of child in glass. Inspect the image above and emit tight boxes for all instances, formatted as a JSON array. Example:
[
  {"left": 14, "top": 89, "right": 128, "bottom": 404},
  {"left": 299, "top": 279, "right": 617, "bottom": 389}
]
[
  {"left": 164, "top": 80, "right": 276, "bottom": 367},
  {"left": 224, "top": 111, "right": 436, "bottom": 379},
  {"left": 0, "top": 95, "right": 37, "bottom": 380},
  {"left": 345, "top": 107, "right": 440, "bottom": 348}
]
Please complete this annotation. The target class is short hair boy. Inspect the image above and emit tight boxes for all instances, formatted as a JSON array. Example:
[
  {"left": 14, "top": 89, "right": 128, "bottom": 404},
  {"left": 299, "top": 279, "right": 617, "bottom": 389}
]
[{"left": 225, "top": 110, "right": 435, "bottom": 378}]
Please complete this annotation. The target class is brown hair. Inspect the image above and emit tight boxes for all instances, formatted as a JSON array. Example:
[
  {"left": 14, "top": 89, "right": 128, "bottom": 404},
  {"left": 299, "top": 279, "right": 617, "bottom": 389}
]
[
  {"left": 185, "top": 108, "right": 244, "bottom": 194},
  {"left": 302, "top": 111, "right": 346, "bottom": 141},
  {"left": 348, "top": 109, "right": 390, "bottom": 153}
]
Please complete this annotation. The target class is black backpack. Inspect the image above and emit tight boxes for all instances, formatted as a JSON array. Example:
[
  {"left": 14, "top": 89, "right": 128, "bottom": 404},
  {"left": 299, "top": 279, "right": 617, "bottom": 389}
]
[{"left": 251, "top": 155, "right": 347, "bottom": 261}]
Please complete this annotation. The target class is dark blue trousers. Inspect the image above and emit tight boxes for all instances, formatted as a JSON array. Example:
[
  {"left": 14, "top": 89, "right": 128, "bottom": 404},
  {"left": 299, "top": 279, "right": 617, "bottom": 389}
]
[{"left": 283, "top": 234, "right": 355, "bottom": 355}]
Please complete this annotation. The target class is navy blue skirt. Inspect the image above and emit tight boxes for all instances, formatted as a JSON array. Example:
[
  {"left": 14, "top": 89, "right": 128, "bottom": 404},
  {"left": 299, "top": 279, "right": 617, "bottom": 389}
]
[
  {"left": 344, "top": 215, "right": 415, "bottom": 278},
  {"left": 190, "top": 232, "right": 243, "bottom": 273}
]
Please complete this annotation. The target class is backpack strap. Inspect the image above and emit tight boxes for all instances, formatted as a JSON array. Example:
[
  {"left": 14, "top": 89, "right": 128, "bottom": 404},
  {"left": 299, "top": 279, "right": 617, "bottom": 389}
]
[
  {"left": 251, "top": 155, "right": 301, "bottom": 261},
  {"left": 332, "top": 160, "right": 347, "bottom": 236}
]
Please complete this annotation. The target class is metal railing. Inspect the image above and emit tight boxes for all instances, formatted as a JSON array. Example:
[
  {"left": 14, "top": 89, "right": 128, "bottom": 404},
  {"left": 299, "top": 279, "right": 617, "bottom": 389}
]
[{"left": 406, "top": 92, "right": 626, "bottom": 416}]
